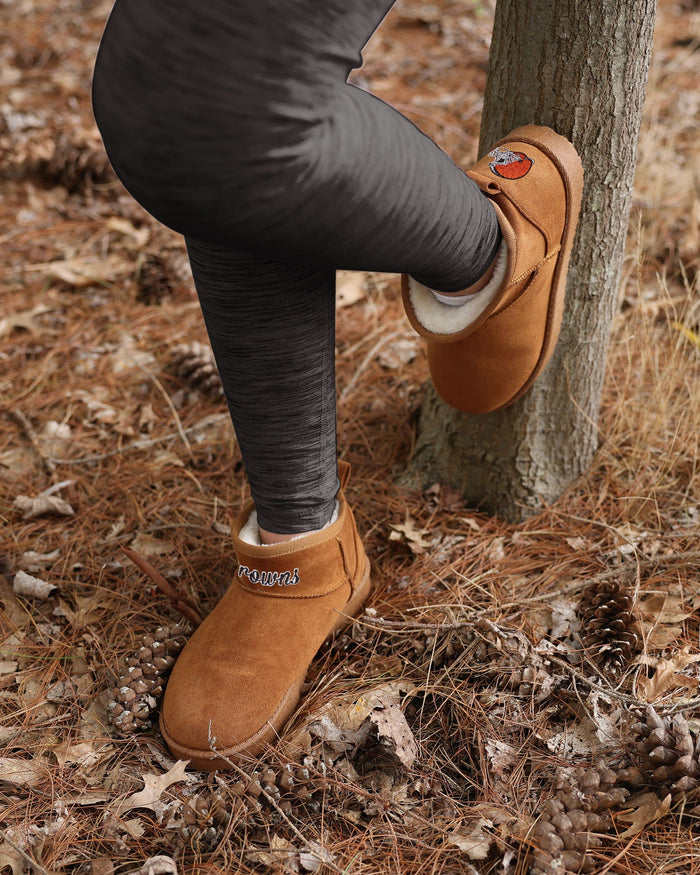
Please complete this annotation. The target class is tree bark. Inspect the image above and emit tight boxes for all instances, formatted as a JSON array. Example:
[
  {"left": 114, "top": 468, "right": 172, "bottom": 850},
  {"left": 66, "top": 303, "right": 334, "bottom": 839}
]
[{"left": 404, "top": 0, "right": 658, "bottom": 522}]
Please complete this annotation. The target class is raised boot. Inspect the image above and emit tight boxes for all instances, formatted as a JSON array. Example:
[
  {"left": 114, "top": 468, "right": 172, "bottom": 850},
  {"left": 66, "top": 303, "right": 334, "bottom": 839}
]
[
  {"left": 402, "top": 125, "right": 584, "bottom": 414},
  {"left": 159, "top": 461, "right": 371, "bottom": 770}
]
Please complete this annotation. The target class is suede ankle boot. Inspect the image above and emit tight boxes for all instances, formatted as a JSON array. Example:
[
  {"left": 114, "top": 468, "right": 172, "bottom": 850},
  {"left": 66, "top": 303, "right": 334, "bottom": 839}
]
[
  {"left": 402, "top": 125, "right": 584, "bottom": 414},
  {"left": 159, "top": 461, "right": 371, "bottom": 770}
]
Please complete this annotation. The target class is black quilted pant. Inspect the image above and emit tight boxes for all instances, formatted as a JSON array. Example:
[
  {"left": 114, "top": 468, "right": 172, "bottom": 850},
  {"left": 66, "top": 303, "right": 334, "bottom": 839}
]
[{"left": 92, "top": 0, "right": 500, "bottom": 532}]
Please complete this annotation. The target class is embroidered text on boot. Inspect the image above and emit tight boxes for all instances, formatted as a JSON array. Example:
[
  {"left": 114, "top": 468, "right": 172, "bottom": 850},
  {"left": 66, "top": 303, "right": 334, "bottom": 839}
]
[{"left": 238, "top": 565, "right": 300, "bottom": 587}]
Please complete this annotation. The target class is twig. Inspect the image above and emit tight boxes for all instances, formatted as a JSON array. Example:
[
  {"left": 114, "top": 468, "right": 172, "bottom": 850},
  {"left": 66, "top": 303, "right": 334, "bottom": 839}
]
[
  {"left": 8, "top": 407, "right": 56, "bottom": 476},
  {"left": 121, "top": 545, "right": 203, "bottom": 627},
  {"left": 0, "top": 826, "right": 52, "bottom": 875},
  {"left": 140, "top": 364, "right": 194, "bottom": 459},
  {"left": 338, "top": 330, "right": 401, "bottom": 404},
  {"left": 592, "top": 551, "right": 700, "bottom": 580},
  {"left": 46, "top": 413, "right": 229, "bottom": 465}
]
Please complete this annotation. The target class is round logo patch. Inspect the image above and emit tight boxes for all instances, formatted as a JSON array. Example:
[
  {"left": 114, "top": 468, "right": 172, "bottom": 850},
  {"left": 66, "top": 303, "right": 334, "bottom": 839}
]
[{"left": 488, "top": 146, "right": 533, "bottom": 180}]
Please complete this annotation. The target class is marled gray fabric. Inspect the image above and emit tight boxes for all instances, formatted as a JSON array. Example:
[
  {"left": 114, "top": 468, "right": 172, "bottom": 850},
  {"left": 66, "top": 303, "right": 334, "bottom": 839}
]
[{"left": 92, "top": 0, "right": 500, "bottom": 531}]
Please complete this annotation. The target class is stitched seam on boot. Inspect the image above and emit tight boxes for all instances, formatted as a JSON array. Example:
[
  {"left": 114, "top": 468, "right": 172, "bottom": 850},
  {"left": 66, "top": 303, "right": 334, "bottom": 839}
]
[
  {"left": 336, "top": 535, "right": 354, "bottom": 597},
  {"left": 508, "top": 245, "right": 561, "bottom": 287}
]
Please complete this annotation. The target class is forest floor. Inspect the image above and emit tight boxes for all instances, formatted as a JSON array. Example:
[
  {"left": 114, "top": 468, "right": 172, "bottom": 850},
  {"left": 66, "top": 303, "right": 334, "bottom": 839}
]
[{"left": 1, "top": 1, "right": 699, "bottom": 873}]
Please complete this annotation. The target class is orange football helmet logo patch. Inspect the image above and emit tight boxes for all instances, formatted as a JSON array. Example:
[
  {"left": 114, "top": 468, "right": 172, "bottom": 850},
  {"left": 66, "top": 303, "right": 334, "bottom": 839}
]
[{"left": 488, "top": 147, "right": 533, "bottom": 179}]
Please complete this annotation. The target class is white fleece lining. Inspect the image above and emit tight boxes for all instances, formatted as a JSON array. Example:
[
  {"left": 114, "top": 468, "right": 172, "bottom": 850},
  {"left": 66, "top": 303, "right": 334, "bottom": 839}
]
[
  {"left": 408, "top": 240, "right": 508, "bottom": 335},
  {"left": 239, "top": 501, "right": 340, "bottom": 547}
]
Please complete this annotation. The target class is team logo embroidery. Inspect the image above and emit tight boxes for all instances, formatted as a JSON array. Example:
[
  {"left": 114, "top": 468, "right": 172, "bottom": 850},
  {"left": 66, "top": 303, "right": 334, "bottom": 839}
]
[
  {"left": 238, "top": 565, "right": 300, "bottom": 587},
  {"left": 488, "top": 146, "right": 533, "bottom": 180}
]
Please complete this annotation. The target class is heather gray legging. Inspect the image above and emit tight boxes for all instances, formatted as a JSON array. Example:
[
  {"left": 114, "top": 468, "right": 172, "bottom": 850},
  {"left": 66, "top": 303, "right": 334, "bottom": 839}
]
[{"left": 91, "top": 0, "right": 501, "bottom": 533}]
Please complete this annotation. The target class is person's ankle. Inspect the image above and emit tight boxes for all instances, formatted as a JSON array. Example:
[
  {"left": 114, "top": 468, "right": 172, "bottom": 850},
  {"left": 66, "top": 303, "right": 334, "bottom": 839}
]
[
  {"left": 431, "top": 247, "right": 500, "bottom": 307},
  {"left": 237, "top": 503, "right": 340, "bottom": 547},
  {"left": 258, "top": 526, "right": 319, "bottom": 545}
]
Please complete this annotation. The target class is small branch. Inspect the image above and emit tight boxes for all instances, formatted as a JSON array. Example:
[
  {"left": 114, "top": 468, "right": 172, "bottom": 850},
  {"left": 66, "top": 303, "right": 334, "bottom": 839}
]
[
  {"left": 121, "top": 545, "right": 203, "bottom": 627},
  {"left": 45, "top": 413, "right": 229, "bottom": 466}
]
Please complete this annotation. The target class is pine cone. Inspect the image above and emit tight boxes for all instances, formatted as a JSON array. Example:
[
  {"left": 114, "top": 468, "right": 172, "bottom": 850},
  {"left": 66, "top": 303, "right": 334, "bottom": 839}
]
[
  {"left": 108, "top": 623, "right": 187, "bottom": 734},
  {"left": 168, "top": 341, "right": 224, "bottom": 401},
  {"left": 578, "top": 580, "right": 639, "bottom": 676},
  {"left": 532, "top": 763, "right": 629, "bottom": 874},
  {"left": 137, "top": 254, "right": 172, "bottom": 305},
  {"left": 180, "top": 787, "right": 244, "bottom": 849},
  {"left": 632, "top": 705, "right": 700, "bottom": 807}
]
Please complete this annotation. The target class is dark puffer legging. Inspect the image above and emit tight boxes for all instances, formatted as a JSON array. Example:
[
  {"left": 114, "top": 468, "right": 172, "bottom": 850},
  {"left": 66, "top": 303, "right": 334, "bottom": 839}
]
[{"left": 91, "top": 0, "right": 501, "bottom": 533}]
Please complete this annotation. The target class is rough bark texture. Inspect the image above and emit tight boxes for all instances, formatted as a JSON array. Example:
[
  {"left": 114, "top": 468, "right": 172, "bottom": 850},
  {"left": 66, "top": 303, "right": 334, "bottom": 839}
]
[{"left": 404, "top": 0, "right": 658, "bottom": 521}]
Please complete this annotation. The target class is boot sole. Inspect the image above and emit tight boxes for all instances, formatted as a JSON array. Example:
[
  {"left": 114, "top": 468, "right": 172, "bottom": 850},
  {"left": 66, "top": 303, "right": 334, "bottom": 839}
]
[{"left": 159, "top": 558, "right": 372, "bottom": 770}]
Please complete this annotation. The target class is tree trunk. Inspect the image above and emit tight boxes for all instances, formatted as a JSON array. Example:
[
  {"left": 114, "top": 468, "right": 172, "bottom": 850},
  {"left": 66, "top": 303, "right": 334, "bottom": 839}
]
[{"left": 404, "top": 0, "right": 658, "bottom": 522}]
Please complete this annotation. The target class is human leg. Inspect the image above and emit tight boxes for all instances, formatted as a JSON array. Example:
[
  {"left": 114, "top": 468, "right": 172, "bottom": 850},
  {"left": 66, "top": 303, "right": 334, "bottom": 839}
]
[
  {"left": 184, "top": 238, "right": 338, "bottom": 536},
  {"left": 92, "top": 0, "right": 501, "bottom": 296},
  {"left": 91, "top": 0, "right": 503, "bottom": 541}
]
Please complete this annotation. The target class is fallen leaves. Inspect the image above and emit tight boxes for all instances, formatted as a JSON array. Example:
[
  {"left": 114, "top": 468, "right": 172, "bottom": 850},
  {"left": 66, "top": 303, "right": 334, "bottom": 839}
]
[
  {"left": 13, "top": 491, "right": 75, "bottom": 520},
  {"left": 617, "top": 791, "right": 672, "bottom": 838},
  {"left": 0, "top": 303, "right": 54, "bottom": 337},
  {"left": 0, "top": 757, "right": 49, "bottom": 787},
  {"left": 13, "top": 570, "right": 57, "bottom": 599},
  {"left": 124, "top": 857, "right": 179, "bottom": 875},
  {"left": 636, "top": 649, "right": 700, "bottom": 703},
  {"left": 389, "top": 514, "right": 432, "bottom": 555},
  {"left": 29, "top": 253, "right": 134, "bottom": 288},
  {"left": 247, "top": 836, "right": 335, "bottom": 874},
  {"left": 448, "top": 819, "right": 494, "bottom": 861},
  {"left": 113, "top": 760, "right": 192, "bottom": 817},
  {"left": 336, "top": 270, "right": 368, "bottom": 308}
]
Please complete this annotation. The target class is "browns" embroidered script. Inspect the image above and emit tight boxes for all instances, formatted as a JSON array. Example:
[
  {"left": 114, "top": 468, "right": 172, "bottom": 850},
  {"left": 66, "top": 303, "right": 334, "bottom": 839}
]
[{"left": 238, "top": 565, "right": 300, "bottom": 587}]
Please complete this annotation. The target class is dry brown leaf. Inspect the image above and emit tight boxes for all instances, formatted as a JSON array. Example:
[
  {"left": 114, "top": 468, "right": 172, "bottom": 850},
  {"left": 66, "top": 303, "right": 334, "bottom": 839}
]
[
  {"left": 337, "top": 680, "right": 418, "bottom": 732},
  {"left": 13, "top": 570, "right": 57, "bottom": 599},
  {"left": 124, "top": 857, "right": 178, "bottom": 875},
  {"left": 34, "top": 253, "right": 133, "bottom": 287},
  {"left": 0, "top": 303, "right": 52, "bottom": 337},
  {"left": 18, "top": 548, "right": 61, "bottom": 571},
  {"left": 0, "top": 840, "right": 25, "bottom": 875},
  {"left": 13, "top": 493, "right": 75, "bottom": 519},
  {"left": 485, "top": 739, "right": 518, "bottom": 776},
  {"left": 369, "top": 704, "right": 418, "bottom": 769},
  {"left": 113, "top": 760, "right": 191, "bottom": 816},
  {"left": 448, "top": 819, "right": 494, "bottom": 860},
  {"left": 0, "top": 660, "right": 18, "bottom": 675},
  {"left": 122, "top": 818, "right": 147, "bottom": 839},
  {"left": 637, "top": 592, "right": 692, "bottom": 623},
  {"left": 549, "top": 596, "right": 579, "bottom": 639},
  {"left": 106, "top": 216, "right": 150, "bottom": 248},
  {"left": 247, "top": 835, "right": 298, "bottom": 870},
  {"left": 0, "top": 756, "right": 48, "bottom": 787},
  {"left": 49, "top": 739, "right": 108, "bottom": 768},
  {"left": 71, "top": 388, "right": 120, "bottom": 424},
  {"left": 110, "top": 335, "right": 156, "bottom": 374},
  {"left": 129, "top": 532, "right": 176, "bottom": 558},
  {"left": 298, "top": 843, "right": 336, "bottom": 873},
  {"left": 37, "top": 421, "right": 72, "bottom": 457},
  {"left": 543, "top": 718, "right": 601, "bottom": 758},
  {"left": 617, "top": 791, "right": 672, "bottom": 838},
  {"left": 336, "top": 270, "right": 368, "bottom": 308},
  {"left": 377, "top": 336, "right": 418, "bottom": 369},
  {"left": 389, "top": 514, "right": 432, "bottom": 555},
  {"left": 487, "top": 535, "right": 506, "bottom": 562},
  {"left": 637, "top": 649, "right": 700, "bottom": 702}
]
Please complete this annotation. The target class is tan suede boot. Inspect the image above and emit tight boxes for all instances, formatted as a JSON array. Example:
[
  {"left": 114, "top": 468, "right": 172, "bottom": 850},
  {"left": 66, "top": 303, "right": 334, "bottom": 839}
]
[
  {"left": 159, "top": 461, "right": 371, "bottom": 770},
  {"left": 402, "top": 125, "right": 584, "bottom": 414}
]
